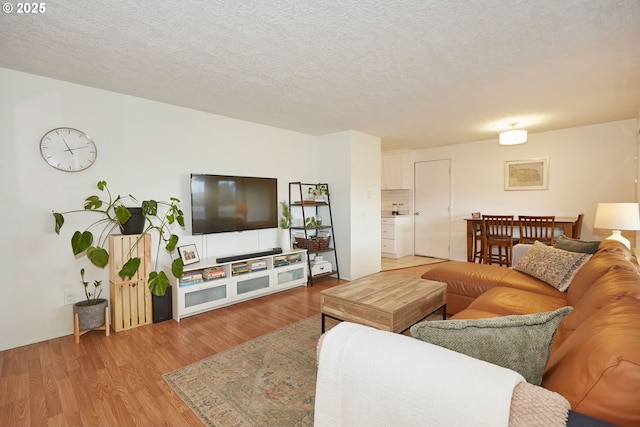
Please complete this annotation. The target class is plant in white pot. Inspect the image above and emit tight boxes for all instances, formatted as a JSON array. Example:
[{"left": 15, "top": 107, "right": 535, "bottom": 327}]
[
  {"left": 53, "top": 180, "right": 185, "bottom": 297},
  {"left": 73, "top": 268, "right": 109, "bottom": 342},
  {"left": 279, "top": 200, "right": 292, "bottom": 249},
  {"left": 307, "top": 184, "right": 330, "bottom": 202}
]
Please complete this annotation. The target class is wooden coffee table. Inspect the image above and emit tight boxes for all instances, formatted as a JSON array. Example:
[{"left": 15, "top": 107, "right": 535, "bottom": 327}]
[{"left": 320, "top": 272, "right": 447, "bottom": 333}]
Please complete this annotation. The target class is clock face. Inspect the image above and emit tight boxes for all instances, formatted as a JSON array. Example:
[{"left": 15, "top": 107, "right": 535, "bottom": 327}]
[{"left": 40, "top": 127, "right": 97, "bottom": 172}]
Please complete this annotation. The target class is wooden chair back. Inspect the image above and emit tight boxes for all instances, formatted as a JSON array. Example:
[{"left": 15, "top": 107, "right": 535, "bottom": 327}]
[
  {"left": 572, "top": 214, "right": 584, "bottom": 239},
  {"left": 472, "top": 222, "right": 484, "bottom": 263},
  {"left": 518, "top": 215, "right": 556, "bottom": 245},
  {"left": 482, "top": 215, "right": 515, "bottom": 266}
]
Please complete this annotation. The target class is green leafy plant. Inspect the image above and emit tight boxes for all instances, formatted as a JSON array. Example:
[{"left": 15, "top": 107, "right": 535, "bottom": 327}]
[
  {"left": 305, "top": 216, "right": 321, "bottom": 228},
  {"left": 279, "top": 200, "right": 292, "bottom": 229},
  {"left": 80, "top": 268, "right": 103, "bottom": 305},
  {"left": 53, "top": 180, "right": 185, "bottom": 297}
]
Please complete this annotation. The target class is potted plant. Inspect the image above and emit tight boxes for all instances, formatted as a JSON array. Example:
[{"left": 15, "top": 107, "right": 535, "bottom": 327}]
[
  {"left": 279, "top": 200, "right": 292, "bottom": 249},
  {"left": 73, "top": 268, "right": 108, "bottom": 331},
  {"left": 305, "top": 216, "right": 322, "bottom": 228},
  {"left": 53, "top": 180, "right": 185, "bottom": 297},
  {"left": 307, "top": 184, "right": 330, "bottom": 202}
]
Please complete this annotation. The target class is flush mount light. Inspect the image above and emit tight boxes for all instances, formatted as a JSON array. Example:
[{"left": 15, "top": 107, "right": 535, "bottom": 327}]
[{"left": 499, "top": 122, "right": 527, "bottom": 145}]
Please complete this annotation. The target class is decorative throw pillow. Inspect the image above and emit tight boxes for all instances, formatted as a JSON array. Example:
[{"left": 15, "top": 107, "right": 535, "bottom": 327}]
[
  {"left": 554, "top": 235, "right": 600, "bottom": 254},
  {"left": 513, "top": 241, "right": 591, "bottom": 291},
  {"left": 410, "top": 307, "right": 573, "bottom": 385}
]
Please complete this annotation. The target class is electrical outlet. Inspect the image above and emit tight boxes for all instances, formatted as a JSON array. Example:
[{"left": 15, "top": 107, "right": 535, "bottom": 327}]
[{"left": 64, "top": 290, "right": 75, "bottom": 306}]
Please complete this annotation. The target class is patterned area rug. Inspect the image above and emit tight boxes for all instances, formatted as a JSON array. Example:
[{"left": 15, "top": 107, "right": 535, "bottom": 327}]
[{"left": 164, "top": 315, "right": 323, "bottom": 427}]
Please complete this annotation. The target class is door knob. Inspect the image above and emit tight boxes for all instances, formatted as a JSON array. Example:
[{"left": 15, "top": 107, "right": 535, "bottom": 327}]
[{"left": 414, "top": 212, "right": 420, "bottom": 215}]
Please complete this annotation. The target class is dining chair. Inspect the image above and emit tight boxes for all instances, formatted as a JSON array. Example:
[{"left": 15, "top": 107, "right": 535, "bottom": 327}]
[
  {"left": 472, "top": 222, "right": 484, "bottom": 263},
  {"left": 482, "top": 215, "right": 515, "bottom": 267},
  {"left": 572, "top": 214, "right": 584, "bottom": 239},
  {"left": 518, "top": 215, "right": 556, "bottom": 245}
]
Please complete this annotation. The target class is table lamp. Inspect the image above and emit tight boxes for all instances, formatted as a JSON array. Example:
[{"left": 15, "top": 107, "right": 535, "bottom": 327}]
[{"left": 593, "top": 203, "right": 640, "bottom": 249}]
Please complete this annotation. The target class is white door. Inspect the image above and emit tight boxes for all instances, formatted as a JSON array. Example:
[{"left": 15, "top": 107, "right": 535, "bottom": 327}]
[{"left": 414, "top": 159, "right": 451, "bottom": 259}]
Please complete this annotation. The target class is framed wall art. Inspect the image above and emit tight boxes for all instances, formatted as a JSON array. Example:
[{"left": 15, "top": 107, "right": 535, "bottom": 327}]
[
  {"left": 178, "top": 244, "right": 200, "bottom": 265},
  {"left": 504, "top": 158, "right": 549, "bottom": 191}
]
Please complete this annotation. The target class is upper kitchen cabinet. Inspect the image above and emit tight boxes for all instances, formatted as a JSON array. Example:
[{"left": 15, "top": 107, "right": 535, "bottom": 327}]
[{"left": 382, "top": 151, "right": 412, "bottom": 189}]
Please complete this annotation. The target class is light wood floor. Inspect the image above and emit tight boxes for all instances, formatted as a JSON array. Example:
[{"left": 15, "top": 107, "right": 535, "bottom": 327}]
[{"left": 0, "top": 265, "right": 439, "bottom": 426}]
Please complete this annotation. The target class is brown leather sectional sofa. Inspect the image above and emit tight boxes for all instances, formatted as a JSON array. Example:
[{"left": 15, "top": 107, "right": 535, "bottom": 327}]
[{"left": 422, "top": 240, "right": 640, "bottom": 427}]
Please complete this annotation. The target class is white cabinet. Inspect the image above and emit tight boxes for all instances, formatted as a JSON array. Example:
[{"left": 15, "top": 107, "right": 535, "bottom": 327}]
[
  {"left": 382, "top": 152, "right": 411, "bottom": 189},
  {"left": 381, "top": 216, "right": 412, "bottom": 258},
  {"left": 170, "top": 249, "right": 307, "bottom": 321}
]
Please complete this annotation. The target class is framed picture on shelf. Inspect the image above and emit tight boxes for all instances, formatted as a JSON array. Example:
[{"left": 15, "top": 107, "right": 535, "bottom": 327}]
[
  {"left": 178, "top": 244, "right": 200, "bottom": 265},
  {"left": 504, "top": 158, "right": 549, "bottom": 191}
]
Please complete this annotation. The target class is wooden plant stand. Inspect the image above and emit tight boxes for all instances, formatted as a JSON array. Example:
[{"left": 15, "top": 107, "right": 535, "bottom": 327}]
[
  {"left": 74, "top": 306, "right": 110, "bottom": 343},
  {"left": 109, "top": 234, "right": 153, "bottom": 332}
]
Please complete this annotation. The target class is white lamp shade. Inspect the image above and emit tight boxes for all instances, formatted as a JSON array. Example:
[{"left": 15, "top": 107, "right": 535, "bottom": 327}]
[
  {"left": 499, "top": 129, "right": 527, "bottom": 145},
  {"left": 593, "top": 203, "right": 640, "bottom": 249},
  {"left": 593, "top": 203, "right": 640, "bottom": 230}
]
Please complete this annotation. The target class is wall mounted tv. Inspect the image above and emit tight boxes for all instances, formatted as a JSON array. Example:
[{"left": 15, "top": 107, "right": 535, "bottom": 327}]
[{"left": 190, "top": 174, "right": 278, "bottom": 234}]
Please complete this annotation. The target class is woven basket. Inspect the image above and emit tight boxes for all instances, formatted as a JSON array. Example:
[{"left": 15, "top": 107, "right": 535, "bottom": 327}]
[{"left": 295, "top": 236, "right": 332, "bottom": 252}]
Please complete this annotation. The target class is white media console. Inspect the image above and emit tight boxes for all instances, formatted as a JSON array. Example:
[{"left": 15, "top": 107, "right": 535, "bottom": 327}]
[{"left": 169, "top": 249, "right": 308, "bottom": 322}]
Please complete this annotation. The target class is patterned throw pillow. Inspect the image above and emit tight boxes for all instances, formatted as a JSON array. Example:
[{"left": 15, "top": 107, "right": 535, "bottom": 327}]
[
  {"left": 554, "top": 235, "right": 600, "bottom": 254},
  {"left": 410, "top": 307, "right": 573, "bottom": 385},
  {"left": 513, "top": 241, "right": 591, "bottom": 291}
]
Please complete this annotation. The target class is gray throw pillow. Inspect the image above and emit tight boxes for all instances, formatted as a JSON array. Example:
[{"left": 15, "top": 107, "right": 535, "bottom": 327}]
[
  {"left": 514, "top": 241, "right": 591, "bottom": 291},
  {"left": 410, "top": 307, "right": 573, "bottom": 385},
  {"left": 554, "top": 235, "right": 600, "bottom": 254}
]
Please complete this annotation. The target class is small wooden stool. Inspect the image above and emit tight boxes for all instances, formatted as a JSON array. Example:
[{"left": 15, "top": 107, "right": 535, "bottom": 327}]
[{"left": 74, "top": 306, "right": 110, "bottom": 344}]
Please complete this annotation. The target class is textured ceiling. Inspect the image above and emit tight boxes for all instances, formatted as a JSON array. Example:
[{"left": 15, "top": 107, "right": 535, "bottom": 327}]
[{"left": 1, "top": 0, "right": 639, "bottom": 150}]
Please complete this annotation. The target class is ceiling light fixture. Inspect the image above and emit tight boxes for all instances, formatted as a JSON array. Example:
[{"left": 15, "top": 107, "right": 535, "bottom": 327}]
[{"left": 499, "top": 122, "right": 527, "bottom": 145}]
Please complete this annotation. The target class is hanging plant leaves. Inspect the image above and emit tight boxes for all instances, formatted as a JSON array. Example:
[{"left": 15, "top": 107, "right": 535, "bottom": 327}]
[
  {"left": 115, "top": 205, "right": 132, "bottom": 224},
  {"left": 142, "top": 200, "right": 158, "bottom": 216},
  {"left": 71, "top": 231, "right": 93, "bottom": 255},
  {"left": 165, "top": 234, "right": 179, "bottom": 252},
  {"left": 53, "top": 212, "right": 65, "bottom": 234},
  {"left": 148, "top": 270, "right": 170, "bottom": 296},
  {"left": 119, "top": 257, "right": 141, "bottom": 280},
  {"left": 83, "top": 195, "right": 103, "bottom": 210},
  {"left": 171, "top": 257, "right": 184, "bottom": 279},
  {"left": 86, "top": 246, "right": 109, "bottom": 268}
]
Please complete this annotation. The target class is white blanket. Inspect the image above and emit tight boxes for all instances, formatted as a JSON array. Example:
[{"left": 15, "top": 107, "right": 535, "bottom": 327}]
[{"left": 315, "top": 322, "right": 525, "bottom": 427}]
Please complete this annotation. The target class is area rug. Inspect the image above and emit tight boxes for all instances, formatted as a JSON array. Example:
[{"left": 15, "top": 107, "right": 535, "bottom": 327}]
[{"left": 163, "top": 315, "right": 323, "bottom": 427}]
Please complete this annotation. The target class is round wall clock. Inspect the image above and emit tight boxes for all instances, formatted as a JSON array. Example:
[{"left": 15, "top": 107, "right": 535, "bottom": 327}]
[{"left": 39, "top": 127, "right": 97, "bottom": 172}]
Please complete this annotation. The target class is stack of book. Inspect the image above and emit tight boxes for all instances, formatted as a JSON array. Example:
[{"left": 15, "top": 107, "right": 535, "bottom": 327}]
[
  {"left": 180, "top": 270, "right": 203, "bottom": 286},
  {"left": 232, "top": 262, "right": 249, "bottom": 275},
  {"left": 273, "top": 256, "right": 289, "bottom": 267},
  {"left": 250, "top": 260, "right": 267, "bottom": 272},
  {"left": 203, "top": 267, "right": 226, "bottom": 280},
  {"left": 287, "top": 253, "right": 303, "bottom": 264}
]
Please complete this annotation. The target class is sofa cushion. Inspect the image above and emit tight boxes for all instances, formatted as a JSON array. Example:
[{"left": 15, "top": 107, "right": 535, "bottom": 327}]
[
  {"left": 554, "top": 235, "right": 600, "bottom": 254},
  {"left": 543, "top": 297, "right": 640, "bottom": 427},
  {"left": 513, "top": 241, "right": 591, "bottom": 291},
  {"left": 410, "top": 306, "right": 572, "bottom": 385},
  {"left": 422, "top": 261, "right": 565, "bottom": 315},
  {"left": 566, "top": 243, "right": 639, "bottom": 306},
  {"left": 553, "top": 268, "right": 640, "bottom": 351},
  {"left": 454, "top": 287, "right": 567, "bottom": 318}
]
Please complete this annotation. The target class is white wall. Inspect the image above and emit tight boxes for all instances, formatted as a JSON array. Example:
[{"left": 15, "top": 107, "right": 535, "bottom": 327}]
[
  {"left": 319, "top": 131, "right": 382, "bottom": 280},
  {"left": 0, "top": 68, "right": 375, "bottom": 351},
  {"left": 411, "top": 119, "right": 639, "bottom": 261}
]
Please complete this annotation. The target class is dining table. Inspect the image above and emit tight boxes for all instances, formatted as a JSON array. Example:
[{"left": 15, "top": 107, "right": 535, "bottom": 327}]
[{"left": 464, "top": 216, "right": 581, "bottom": 262}]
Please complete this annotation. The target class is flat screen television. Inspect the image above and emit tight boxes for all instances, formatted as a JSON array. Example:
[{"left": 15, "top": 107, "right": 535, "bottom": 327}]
[{"left": 190, "top": 174, "right": 278, "bottom": 234}]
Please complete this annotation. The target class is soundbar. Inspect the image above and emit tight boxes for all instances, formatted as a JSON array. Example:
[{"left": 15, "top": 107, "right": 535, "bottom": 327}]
[{"left": 216, "top": 248, "right": 283, "bottom": 263}]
